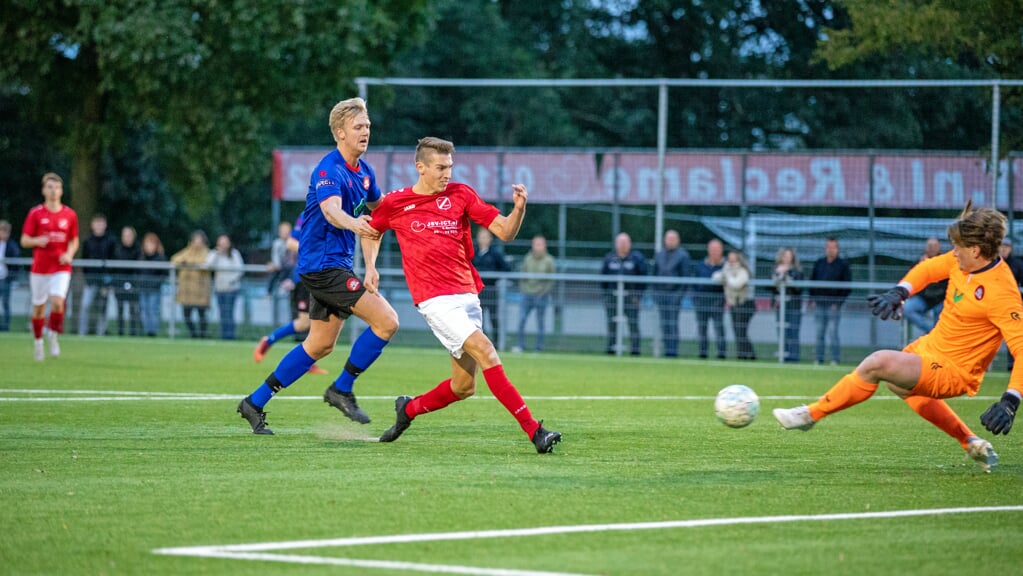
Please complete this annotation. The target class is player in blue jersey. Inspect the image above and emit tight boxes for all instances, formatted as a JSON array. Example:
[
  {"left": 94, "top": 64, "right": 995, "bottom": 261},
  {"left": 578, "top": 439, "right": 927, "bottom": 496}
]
[
  {"left": 252, "top": 214, "right": 328, "bottom": 375},
  {"left": 237, "top": 97, "right": 399, "bottom": 434}
]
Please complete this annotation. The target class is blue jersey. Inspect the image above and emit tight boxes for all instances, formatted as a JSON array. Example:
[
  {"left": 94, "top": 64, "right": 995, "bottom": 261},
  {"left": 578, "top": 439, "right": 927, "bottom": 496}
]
[{"left": 297, "top": 149, "right": 381, "bottom": 274}]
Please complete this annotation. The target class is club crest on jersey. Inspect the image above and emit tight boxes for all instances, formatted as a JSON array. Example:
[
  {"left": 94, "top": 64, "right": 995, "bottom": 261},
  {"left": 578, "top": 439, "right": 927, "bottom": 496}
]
[
  {"left": 58, "top": 219, "right": 69, "bottom": 229},
  {"left": 411, "top": 221, "right": 426, "bottom": 233},
  {"left": 435, "top": 196, "right": 452, "bottom": 210},
  {"left": 346, "top": 277, "right": 362, "bottom": 291},
  {"left": 974, "top": 285, "right": 985, "bottom": 300},
  {"left": 363, "top": 175, "right": 371, "bottom": 190}
]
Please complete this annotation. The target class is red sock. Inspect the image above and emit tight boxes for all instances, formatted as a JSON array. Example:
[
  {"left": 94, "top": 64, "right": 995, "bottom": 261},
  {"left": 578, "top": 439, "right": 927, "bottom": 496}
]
[
  {"left": 406, "top": 379, "right": 461, "bottom": 419},
  {"left": 808, "top": 371, "right": 878, "bottom": 421},
  {"left": 903, "top": 395, "right": 974, "bottom": 449},
  {"left": 32, "top": 318, "right": 45, "bottom": 339},
  {"left": 48, "top": 311, "right": 65, "bottom": 334},
  {"left": 482, "top": 365, "right": 538, "bottom": 438}
]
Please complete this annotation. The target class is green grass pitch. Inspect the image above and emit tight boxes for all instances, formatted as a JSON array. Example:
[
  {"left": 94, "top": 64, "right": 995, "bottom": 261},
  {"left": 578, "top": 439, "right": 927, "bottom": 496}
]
[{"left": 1, "top": 333, "right": 1020, "bottom": 575}]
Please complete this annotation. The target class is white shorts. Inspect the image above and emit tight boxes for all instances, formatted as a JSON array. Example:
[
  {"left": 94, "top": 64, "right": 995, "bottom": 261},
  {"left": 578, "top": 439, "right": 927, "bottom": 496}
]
[
  {"left": 416, "top": 293, "right": 483, "bottom": 359},
  {"left": 30, "top": 272, "right": 72, "bottom": 306}
]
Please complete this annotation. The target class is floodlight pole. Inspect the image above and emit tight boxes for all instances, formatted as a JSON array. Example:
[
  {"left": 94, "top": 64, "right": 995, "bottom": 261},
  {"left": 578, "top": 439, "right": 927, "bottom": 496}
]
[{"left": 991, "top": 82, "right": 1000, "bottom": 208}]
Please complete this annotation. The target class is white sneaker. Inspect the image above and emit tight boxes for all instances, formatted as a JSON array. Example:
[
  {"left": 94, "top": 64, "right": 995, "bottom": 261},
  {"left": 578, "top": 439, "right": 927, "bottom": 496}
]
[
  {"left": 48, "top": 331, "right": 60, "bottom": 357},
  {"left": 966, "top": 437, "right": 998, "bottom": 473},
  {"left": 773, "top": 405, "right": 816, "bottom": 431},
  {"left": 34, "top": 339, "right": 45, "bottom": 361}
]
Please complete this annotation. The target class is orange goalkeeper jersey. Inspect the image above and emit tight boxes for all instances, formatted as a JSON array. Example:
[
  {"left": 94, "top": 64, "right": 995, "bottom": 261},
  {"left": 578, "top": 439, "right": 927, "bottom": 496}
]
[{"left": 901, "top": 251, "right": 1023, "bottom": 396}]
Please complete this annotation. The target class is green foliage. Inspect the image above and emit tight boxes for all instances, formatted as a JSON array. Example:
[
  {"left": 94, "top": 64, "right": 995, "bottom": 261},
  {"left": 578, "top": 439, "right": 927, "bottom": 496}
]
[{"left": 0, "top": 335, "right": 1020, "bottom": 574}]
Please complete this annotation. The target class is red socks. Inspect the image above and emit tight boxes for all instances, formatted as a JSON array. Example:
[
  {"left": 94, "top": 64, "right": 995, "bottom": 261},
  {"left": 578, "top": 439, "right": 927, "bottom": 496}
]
[
  {"left": 32, "top": 318, "right": 45, "bottom": 339},
  {"left": 483, "top": 365, "right": 538, "bottom": 438},
  {"left": 48, "top": 311, "right": 64, "bottom": 334},
  {"left": 406, "top": 379, "right": 460, "bottom": 418}
]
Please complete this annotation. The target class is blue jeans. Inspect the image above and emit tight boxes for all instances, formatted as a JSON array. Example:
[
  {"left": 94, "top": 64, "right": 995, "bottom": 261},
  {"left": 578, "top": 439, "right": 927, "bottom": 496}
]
[
  {"left": 694, "top": 296, "right": 726, "bottom": 358},
  {"left": 814, "top": 302, "right": 842, "bottom": 363},
  {"left": 904, "top": 296, "right": 942, "bottom": 336},
  {"left": 655, "top": 291, "right": 682, "bottom": 357},
  {"left": 216, "top": 290, "right": 239, "bottom": 340},
  {"left": 0, "top": 278, "right": 11, "bottom": 331},
  {"left": 777, "top": 301, "right": 802, "bottom": 361},
  {"left": 139, "top": 290, "right": 162, "bottom": 336},
  {"left": 517, "top": 293, "right": 549, "bottom": 351}
]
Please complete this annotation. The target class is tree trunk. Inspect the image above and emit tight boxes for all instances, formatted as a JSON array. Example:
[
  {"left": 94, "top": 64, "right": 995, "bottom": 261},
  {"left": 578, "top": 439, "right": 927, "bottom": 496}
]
[{"left": 70, "top": 82, "right": 103, "bottom": 239}]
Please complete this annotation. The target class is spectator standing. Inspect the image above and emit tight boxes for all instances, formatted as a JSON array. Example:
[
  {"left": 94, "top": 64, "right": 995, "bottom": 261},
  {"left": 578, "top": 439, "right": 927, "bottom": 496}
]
[
  {"left": 138, "top": 232, "right": 167, "bottom": 337},
  {"left": 112, "top": 225, "right": 142, "bottom": 336},
  {"left": 653, "top": 229, "right": 690, "bottom": 358},
  {"left": 999, "top": 238, "right": 1023, "bottom": 370},
  {"left": 809, "top": 237, "right": 852, "bottom": 365},
  {"left": 77, "top": 214, "right": 116, "bottom": 336},
  {"left": 0, "top": 220, "right": 21, "bottom": 331},
  {"left": 693, "top": 238, "right": 726, "bottom": 359},
  {"left": 716, "top": 250, "right": 756, "bottom": 360},
  {"left": 601, "top": 232, "right": 648, "bottom": 356},
  {"left": 515, "top": 234, "right": 556, "bottom": 353},
  {"left": 171, "top": 230, "right": 212, "bottom": 338},
  {"left": 266, "top": 221, "right": 294, "bottom": 297},
  {"left": 772, "top": 246, "right": 804, "bottom": 363},
  {"left": 207, "top": 234, "right": 244, "bottom": 340},
  {"left": 472, "top": 227, "right": 510, "bottom": 339},
  {"left": 903, "top": 237, "right": 947, "bottom": 337}
]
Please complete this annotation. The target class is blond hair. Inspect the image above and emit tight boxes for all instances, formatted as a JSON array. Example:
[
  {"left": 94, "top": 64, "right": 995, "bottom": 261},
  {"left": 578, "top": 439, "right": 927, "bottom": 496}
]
[
  {"left": 415, "top": 137, "right": 455, "bottom": 164},
  {"left": 328, "top": 97, "right": 368, "bottom": 142},
  {"left": 947, "top": 199, "right": 1006, "bottom": 260}
]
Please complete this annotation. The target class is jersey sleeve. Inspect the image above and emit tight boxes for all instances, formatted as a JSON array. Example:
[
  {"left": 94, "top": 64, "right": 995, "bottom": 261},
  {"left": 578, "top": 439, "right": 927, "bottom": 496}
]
[
  {"left": 22, "top": 209, "right": 37, "bottom": 237},
  {"left": 900, "top": 251, "right": 955, "bottom": 295},
  {"left": 364, "top": 162, "right": 382, "bottom": 203},
  {"left": 463, "top": 186, "right": 500, "bottom": 228},
  {"left": 368, "top": 196, "right": 392, "bottom": 232},
  {"left": 313, "top": 165, "right": 342, "bottom": 204},
  {"left": 68, "top": 211, "right": 79, "bottom": 241},
  {"left": 990, "top": 282, "right": 1023, "bottom": 395}
]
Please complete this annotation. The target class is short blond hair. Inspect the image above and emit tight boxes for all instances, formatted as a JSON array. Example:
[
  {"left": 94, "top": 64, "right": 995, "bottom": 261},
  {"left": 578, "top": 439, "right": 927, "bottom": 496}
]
[
  {"left": 328, "top": 97, "right": 368, "bottom": 142},
  {"left": 415, "top": 136, "right": 455, "bottom": 164},
  {"left": 41, "top": 172, "right": 63, "bottom": 186}
]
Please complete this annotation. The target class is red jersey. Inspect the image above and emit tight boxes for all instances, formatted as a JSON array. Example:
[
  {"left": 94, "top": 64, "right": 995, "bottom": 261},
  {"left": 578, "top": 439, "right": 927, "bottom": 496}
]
[
  {"left": 22, "top": 204, "right": 78, "bottom": 274},
  {"left": 369, "top": 183, "right": 499, "bottom": 305}
]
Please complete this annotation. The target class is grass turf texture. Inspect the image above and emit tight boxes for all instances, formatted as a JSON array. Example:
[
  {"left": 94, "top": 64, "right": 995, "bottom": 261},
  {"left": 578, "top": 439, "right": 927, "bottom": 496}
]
[{"left": 0, "top": 333, "right": 1020, "bottom": 575}]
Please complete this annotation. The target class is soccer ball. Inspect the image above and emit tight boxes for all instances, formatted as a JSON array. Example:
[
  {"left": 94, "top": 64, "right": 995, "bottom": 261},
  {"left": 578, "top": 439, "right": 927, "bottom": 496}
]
[{"left": 714, "top": 384, "right": 760, "bottom": 428}]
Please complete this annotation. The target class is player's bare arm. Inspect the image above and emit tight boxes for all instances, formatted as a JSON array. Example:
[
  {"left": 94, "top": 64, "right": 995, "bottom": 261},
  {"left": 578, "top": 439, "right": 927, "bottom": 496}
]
[
  {"left": 360, "top": 234, "right": 382, "bottom": 294},
  {"left": 488, "top": 184, "right": 528, "bottom": 242},
  {"left": 60, "top": 237, "right": 79, "bottom": 265},
  {"left": 21, "top": 233, "right": 49, "bottom": 249},
  {"left": 319, "top": 197, "right": 380, "bottom": 240}
]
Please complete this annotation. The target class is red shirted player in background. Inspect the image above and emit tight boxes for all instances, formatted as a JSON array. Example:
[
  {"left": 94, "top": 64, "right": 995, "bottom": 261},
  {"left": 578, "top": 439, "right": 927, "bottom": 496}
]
[
  {"left": 21, "top": 172, "right": 79, "bottom": 361},
  {"left": 363, "top": 137, "right": 561, "bottom": 453}
]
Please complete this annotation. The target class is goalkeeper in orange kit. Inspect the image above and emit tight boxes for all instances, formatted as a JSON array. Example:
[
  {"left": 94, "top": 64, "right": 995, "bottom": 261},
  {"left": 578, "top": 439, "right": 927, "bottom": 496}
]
[{"left": 774, "top": 201, "right": 1021, "bottom": 472}]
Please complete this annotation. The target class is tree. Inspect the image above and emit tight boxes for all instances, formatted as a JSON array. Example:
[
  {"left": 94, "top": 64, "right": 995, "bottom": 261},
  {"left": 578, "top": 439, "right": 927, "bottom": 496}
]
[{"left": 0, "top": 0, "right": 431, "bottom": 234}]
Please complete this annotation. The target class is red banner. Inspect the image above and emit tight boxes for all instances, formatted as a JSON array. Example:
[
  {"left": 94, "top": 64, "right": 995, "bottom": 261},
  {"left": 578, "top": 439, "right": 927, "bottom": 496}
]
[{"left": 273, "top": 148, "right": 1019, "bottom": 209}]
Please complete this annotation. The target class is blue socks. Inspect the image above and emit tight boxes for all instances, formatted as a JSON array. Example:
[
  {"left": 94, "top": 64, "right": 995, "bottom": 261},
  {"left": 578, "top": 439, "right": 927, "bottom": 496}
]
[
  {"left": 332, "top": 328, "right": 390, "bottom": 393},
  {"left": 266, "top": 321, "right": 298, "bottom": 345},
  {"left": 249, "top": 344, "right": 316, "bottom": 408}
]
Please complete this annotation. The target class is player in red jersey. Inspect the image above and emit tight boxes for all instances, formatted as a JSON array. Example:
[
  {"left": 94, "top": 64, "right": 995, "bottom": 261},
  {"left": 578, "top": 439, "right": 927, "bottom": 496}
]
[
  {"left": 20, "top": 173, "right": 79, "bottom": 361},
  {"left": 363, "top": 137, "right": 561, "bottom": 453}
]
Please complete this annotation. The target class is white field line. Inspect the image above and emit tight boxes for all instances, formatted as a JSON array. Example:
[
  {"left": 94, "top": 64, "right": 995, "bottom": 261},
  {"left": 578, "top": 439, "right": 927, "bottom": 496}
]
[
  {"left": 0, "top": 389, "right": 1001, "bottom": 402},
  {"left": 153, "top": 506, "right": 1023, "bottom": 575}
]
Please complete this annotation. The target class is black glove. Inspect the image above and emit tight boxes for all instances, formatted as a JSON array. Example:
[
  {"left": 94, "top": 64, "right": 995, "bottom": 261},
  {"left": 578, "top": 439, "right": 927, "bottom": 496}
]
[
  {"left": 866, "top": 286, "right": 909, "bottom": 321},
  {"left": 980, "top": 392, "right": 1020, "bottom": 435}
]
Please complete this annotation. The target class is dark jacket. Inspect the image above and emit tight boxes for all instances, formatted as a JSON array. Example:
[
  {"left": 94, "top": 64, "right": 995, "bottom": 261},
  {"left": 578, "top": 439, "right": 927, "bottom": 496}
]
[
  {"left": 138, "top": 252, "right": 169, "bottom": 292},
  {"left": 809, "top": 256, "right": 852, "bottom": 304},
  {"left": 692, "top": 259, "right": 725, "bottom": 300},
  {"left": 472, "top": 244, "right": 510, "bottom": 288},
  {"left": 112, "top": 241, "right": 142, "bottom": 293},
  {"left": 601, "top": 250, "right": 648, "bottom": 295},
  {"left": 1, "top": 238, "right": 21, "bottom": 281},
  {"left": 654, "top": 247, "right": 690, "bottom": 295},
  {"left": 82, "top": 233, "right": 117, "bottom": 286}
]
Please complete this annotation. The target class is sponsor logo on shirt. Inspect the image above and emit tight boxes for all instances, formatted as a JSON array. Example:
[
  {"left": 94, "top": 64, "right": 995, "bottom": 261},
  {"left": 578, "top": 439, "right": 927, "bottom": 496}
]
[
  {"left": 316, "top": 179, "right": 338, "bottom": 190},
  {"left": 974, "top": 285, "right": 985, "bottom": 300},
  {"left": 1011, "top": 312, "right": 1021, "bottom": 321},
  {"left": 411, "top": 221, "right": 426, "bottom": 233},
  {"left": 403, "top": 204, "right": 416, "bottom": 211},
  {"left": 953, "top": 289, "right": 964, "bottom": 303},
  {"left": 410, "top": 219, "right": 459, "bottom": 234},
  {"left": 435, "top": 197, "right": 452, "bottom": 210}
]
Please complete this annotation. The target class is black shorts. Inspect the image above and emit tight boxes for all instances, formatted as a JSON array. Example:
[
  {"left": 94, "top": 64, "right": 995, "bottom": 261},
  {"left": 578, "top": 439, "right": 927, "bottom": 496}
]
[
  {"left": 290, "top": 280, "right": 310, "bottom": 318},
  {"left": 301, "top": 268, "right": 366, "bottom": 321}
]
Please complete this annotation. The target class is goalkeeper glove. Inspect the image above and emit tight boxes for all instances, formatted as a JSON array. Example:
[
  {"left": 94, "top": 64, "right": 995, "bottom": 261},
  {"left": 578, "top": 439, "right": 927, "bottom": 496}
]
[
  {"left": 980, "top": 392, "right": 1020, "bottom": 435},
  {"left": 866, "top": 286, "right": 909, "bottom": 321}
]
